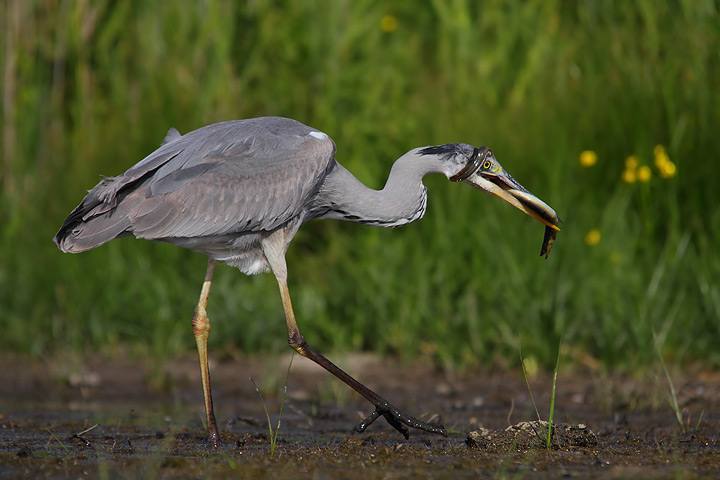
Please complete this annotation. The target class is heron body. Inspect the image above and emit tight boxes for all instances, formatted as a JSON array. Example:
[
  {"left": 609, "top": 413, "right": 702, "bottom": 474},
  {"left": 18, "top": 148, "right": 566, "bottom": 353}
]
[{"left": 55, "top": 116, "right": 560, "bottom": 446}]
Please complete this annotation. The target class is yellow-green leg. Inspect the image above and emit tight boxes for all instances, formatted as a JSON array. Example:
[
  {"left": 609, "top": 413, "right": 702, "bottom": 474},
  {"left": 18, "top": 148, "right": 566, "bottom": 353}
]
[
  {"left": 261, "top": 234, "right": 446, "bottom": 439},
  {"left": 191, "top": 258, "right": 219, "bottom": 448}
]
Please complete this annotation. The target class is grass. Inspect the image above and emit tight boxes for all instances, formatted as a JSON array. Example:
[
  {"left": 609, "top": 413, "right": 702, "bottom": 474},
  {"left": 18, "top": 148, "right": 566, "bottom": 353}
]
[
  {"left": 251, "top": 353, "right": 295, "bottom": 456},
  {"left": 653, "top": 332, "right": 707, "bottom": 435},
  {"left": 1, "top": 1, "right": 719, "bottom": 373},
  {"left": 520, "top": 338, "right": 562, "bottom": 447},
  {"left": 547, "top": 340, "right": 561, "bottom": 447},
  {"left": 45, "top": 428, "right": 70, "bottom": 454}
]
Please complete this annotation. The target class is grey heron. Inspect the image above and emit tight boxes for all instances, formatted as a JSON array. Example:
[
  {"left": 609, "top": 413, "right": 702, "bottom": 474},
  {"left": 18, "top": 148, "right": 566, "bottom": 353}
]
[{"left": 54, "top": 116, "right": 560, "bottom": 446}]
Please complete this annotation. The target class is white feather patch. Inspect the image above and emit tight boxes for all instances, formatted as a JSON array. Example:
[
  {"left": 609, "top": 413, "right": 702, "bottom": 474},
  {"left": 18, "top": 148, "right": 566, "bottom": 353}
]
[{"left": 308, "top": 131, "right": 328, "bottom": 140}]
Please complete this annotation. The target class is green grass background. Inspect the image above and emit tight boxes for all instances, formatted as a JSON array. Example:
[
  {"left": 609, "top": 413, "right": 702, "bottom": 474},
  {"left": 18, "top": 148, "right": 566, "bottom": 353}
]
[{"left": 2, "top": 0, "right": 718, "bottom": 372}]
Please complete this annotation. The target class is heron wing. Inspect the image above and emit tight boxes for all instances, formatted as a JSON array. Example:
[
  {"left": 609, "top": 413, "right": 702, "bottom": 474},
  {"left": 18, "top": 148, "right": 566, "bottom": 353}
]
[
  {"left": 131, "top": 128, "right": 335, "bottom": 238},
  {"left": 55, "top": 117, "right": 335, "bottom": 252}
]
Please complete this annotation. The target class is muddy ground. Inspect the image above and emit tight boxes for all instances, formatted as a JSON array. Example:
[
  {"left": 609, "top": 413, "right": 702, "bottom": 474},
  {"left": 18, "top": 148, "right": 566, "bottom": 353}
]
[{"left": 1, "top": 352, "right": 718, "bottom": 479}]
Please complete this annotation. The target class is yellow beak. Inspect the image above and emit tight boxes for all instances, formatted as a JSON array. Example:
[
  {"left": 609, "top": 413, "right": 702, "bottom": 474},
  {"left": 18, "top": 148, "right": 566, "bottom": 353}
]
[{"left": 463, "top": 170, "right": 561, "bottom": 231}]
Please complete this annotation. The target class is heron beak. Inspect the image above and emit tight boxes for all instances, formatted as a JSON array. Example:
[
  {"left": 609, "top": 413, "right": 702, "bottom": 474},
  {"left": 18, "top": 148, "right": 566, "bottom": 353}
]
[{"left": 463, "top": 168, "right": 561, "bottom": 231}]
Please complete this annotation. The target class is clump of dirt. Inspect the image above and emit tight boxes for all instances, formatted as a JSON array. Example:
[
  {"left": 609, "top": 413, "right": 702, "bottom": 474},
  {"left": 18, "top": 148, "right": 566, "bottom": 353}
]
[{"left": 466, "top": 420, "right": 598, "bottom": 451}]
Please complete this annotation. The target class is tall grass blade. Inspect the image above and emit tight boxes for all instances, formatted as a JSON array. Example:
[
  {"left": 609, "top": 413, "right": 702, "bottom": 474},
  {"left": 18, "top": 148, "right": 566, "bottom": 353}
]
[
  {"left": 250, "top": 377, "right": 274, "bottom": 449},
  {"left": 250, "top": 352, "right": 295, "bottom": 456},
  {"left": 46, "top": 428, "right": 70, "bottom": 454},
  {"left": 654, "top": 332, "right": 684, "bottom": 432},
  {"left": 547, "top": 336, "right": 562, "bottom": 448},
  {"left": 271, "top": 352, "right": 295, "bottom": 456},
  {"left": 519, "top": 339, "right": 541, "bottom": 423}
]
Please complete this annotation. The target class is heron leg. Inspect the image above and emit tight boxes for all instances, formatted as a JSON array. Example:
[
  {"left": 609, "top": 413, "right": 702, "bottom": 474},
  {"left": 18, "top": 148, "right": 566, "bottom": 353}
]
[
  {"left": 261, "top": 237, "right": 446, "bottom": 439},
  {"left": 191, "top": 258, "right": 219, "bottom": 448}
]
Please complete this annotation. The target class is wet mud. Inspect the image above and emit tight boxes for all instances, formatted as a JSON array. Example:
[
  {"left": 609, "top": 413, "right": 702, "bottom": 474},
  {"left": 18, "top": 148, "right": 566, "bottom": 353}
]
[{"left": 1, "top": 353, "right": 719, "bottom": 478}]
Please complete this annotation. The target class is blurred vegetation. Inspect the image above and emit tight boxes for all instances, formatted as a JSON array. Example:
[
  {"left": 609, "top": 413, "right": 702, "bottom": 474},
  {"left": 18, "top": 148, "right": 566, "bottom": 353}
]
[{"left": 1, "top": 0, "right": 718, "bottom": 372}]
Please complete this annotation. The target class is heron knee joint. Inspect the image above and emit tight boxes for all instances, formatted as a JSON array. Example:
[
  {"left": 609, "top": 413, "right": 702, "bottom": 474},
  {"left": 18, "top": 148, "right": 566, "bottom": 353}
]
[
  {"left": 192, "top": 308, "right": 210, "bottom": 337},
  {"left": 288, "top": 331, "right": 308, "bottom": 355}
]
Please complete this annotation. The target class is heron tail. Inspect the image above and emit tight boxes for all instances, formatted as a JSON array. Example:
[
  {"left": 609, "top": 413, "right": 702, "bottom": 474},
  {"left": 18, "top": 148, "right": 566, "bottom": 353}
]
[{"left": 54, "top": 179, "right": 134, "bottom": 253}]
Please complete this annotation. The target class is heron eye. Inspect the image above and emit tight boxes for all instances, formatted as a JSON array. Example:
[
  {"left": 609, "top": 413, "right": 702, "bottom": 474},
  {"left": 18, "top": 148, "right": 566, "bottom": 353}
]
[{"left": 482, "top": 160, "right": 492, "bottom": 170}]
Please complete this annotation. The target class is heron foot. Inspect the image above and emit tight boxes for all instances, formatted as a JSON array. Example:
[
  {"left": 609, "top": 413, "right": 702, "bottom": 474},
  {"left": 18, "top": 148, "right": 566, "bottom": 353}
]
[{"left": 354, "top": 401, "right": 447, "bottom": 439}]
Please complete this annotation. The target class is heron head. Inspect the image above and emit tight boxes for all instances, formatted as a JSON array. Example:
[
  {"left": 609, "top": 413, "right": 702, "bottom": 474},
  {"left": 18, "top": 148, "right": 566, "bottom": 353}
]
[{"left": 420, "top": 144, "right": 561, "bottom": 232}]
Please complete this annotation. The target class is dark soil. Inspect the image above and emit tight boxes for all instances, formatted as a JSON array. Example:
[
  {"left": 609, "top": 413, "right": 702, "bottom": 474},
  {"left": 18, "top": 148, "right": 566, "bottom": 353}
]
[{"left": 1, "top": 353, "right": 718, "bottom": 478}]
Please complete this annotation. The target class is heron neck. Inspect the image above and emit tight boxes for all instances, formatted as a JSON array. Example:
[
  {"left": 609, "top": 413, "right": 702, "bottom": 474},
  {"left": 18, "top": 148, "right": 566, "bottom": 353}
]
[{"left": 315, "top": 150, "right": 436, "bottom": 227}]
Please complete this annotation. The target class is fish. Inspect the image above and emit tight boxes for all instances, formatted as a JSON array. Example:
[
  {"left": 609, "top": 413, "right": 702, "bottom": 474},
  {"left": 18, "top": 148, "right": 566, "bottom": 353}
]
[
  {"left": 540, "top": 224, "right": 557, "bottom": 259},
  {"left": 501, "top": 187, "right": 560, "bottom": 259}
]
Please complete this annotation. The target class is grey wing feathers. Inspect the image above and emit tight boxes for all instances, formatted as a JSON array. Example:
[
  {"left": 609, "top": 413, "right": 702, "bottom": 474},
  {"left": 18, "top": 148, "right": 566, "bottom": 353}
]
[
  {"left": 54, "top": 117, "right": 335, "bottom": 253},
  {"left": 133, "top": 136, "right": 333, "bottom": 238}
]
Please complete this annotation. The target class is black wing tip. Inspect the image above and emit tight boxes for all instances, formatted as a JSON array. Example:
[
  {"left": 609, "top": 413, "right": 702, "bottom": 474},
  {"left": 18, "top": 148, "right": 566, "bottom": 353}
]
[
  {"left": 52, "top": 194, "right": 105, "bottom": 253},
  {"left": 53, "top": 216, "right": 83, "bottom": 253}
]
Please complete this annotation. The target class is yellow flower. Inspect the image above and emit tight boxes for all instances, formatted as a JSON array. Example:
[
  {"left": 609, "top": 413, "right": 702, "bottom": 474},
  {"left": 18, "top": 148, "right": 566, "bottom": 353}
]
[
  {"left": 625, "top": 155, "right": 638, "bottom": 170},
  {"left": 622, "top": 168, "right": 636, "bottom": 184},
  {"left": 637, "top": 165, "right": 652, "bottom": 182},
  {"left": 658, "top": 160, "right": 677, "bottom": 178},
  {"left": 654, "top": 146, "right": 669, "bottom": 168},
  {"left": 579, "top": 150, "right": 597, "bottom": 168},
  {"left": 621, "top": 155, "right": 639, "bottom": 183},
  {"left": 654, "top": 145, "right": 677, "bottom": 178},
  {"left": 585, "top": 228, "right": 601, "bottom": 246},
  {"left": 380, "top": 14, "right": 398, "bottom": 33}
]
